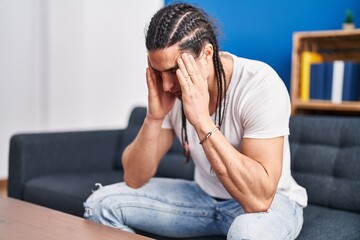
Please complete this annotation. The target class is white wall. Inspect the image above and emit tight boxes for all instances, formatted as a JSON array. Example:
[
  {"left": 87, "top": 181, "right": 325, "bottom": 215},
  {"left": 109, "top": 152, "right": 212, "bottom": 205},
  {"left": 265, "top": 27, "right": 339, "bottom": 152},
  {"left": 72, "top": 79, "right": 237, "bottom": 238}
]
[{"left": 0, "top": 0, "right": 164, "bottom": 179}]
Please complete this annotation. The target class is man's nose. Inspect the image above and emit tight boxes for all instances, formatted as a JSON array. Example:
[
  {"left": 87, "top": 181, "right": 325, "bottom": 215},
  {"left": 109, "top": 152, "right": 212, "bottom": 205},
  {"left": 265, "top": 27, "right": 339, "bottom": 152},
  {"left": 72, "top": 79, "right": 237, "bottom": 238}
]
[{"left": 162, "top": 73, "right": 175, "bottom": 91}]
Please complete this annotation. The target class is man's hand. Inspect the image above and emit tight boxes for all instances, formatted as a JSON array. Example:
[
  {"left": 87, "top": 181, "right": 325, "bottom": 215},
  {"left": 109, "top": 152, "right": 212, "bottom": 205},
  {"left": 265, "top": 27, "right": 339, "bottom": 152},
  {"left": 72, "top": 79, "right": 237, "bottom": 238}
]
[
  {"left": 146, "top": 65, "right": 176, "bottom": 121},
  {"left": 176, "top": 53, "right": 210, "bottom": 129}
]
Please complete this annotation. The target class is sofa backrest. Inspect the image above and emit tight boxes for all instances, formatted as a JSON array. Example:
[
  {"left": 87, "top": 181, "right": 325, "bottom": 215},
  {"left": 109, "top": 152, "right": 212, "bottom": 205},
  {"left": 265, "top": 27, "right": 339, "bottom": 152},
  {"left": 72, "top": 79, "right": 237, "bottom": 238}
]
[
  {"left": 116, "top": 106, "right": 195, "bottom": 180},
  {"left": 289, "top": 115, "right": 360, "bottom": 213}
]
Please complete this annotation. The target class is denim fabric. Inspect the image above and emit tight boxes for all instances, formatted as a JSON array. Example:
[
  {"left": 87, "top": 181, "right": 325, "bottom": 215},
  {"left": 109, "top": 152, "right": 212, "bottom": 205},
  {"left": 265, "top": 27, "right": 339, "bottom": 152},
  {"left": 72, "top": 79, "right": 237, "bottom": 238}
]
[{"left": 84, "top": 178, "right": 303, "bottom": 239}]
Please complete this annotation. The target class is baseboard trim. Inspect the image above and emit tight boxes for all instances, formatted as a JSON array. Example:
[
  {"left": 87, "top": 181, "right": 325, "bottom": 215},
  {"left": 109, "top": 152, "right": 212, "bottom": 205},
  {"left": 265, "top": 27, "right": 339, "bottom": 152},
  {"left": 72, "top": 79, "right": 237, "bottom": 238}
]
[
  {"left": 0, "top": 179, "right": 7, "bottom": 187},
  {"left": 0, "top": 179, "right": 8, "bottom": 197}
]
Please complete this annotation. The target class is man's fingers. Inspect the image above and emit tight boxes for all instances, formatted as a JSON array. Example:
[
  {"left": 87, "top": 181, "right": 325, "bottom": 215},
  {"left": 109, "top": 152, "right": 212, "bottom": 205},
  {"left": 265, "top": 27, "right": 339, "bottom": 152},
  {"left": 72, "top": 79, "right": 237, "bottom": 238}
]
[
  {"left": 146, "top": 67, "right": 158, "bottom": 96},
  {"left": 176, "top": 68, "right": 190, "bottom": 93},
  {"left": 181, "top": 53, "right": 201, "bottom": 83}
]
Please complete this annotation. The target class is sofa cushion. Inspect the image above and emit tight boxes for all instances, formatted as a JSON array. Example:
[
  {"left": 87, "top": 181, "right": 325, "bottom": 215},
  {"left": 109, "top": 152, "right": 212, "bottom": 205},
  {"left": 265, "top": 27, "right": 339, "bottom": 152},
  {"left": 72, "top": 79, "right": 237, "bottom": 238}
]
[
  {"left": 23, "top": 170, "right": 123, "bottom": 217},
  {"left": 156, "top": 153, "right": 195, "bottom": 180},
  {"left": 297, "top": 204, "right": 360, "bottom": 240},
  {"left": 289, "top": 115, "right": 360, "bottom": 213}
]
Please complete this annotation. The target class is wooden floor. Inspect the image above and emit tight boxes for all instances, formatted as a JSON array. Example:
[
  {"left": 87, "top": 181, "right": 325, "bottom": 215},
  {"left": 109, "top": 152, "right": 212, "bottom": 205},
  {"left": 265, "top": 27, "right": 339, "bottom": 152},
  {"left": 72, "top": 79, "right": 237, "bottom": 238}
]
[{"left": 0, "top": 180, "right": 8, "bottom": 198}]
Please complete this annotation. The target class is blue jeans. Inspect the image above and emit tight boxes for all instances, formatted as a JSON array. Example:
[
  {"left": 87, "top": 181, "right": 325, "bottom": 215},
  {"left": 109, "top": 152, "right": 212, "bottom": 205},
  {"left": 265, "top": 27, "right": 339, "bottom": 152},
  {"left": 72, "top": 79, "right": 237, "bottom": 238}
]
[{"left": 84, "top": 178, "right": 303, "bottom": 239}]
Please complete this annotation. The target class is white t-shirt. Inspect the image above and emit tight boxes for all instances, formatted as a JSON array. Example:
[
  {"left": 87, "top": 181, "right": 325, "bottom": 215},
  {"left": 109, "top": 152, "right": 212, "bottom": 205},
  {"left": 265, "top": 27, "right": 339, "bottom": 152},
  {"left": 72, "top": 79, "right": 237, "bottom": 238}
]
[{"left": 162, "top": 53, "right": 308, "bottom": 207}]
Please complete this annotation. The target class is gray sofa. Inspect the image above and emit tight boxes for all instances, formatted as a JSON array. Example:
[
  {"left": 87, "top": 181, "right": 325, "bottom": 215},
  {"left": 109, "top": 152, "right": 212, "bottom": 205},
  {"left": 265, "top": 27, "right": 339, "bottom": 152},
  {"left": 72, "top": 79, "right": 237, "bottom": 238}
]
[{"left": 8, "top": 106, "right": 360, "bottom": 239}]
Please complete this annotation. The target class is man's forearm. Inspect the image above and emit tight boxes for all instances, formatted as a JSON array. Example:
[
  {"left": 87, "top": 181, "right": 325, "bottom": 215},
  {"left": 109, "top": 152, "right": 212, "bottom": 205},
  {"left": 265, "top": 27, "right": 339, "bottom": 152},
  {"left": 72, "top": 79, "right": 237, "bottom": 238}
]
[
  {"left": 122, "top": 116, "right": 164, "bottom": 188},
  {"left": 197, "top": 123, "right": 282, "bottom": 212}
]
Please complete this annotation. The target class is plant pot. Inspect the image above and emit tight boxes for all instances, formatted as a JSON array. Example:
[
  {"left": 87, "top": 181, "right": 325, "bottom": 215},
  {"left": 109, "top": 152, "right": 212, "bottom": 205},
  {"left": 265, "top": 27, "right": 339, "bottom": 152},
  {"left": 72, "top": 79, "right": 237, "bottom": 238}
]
[{"left": 342, "top": 23, "right": 355, "bottom": 30}]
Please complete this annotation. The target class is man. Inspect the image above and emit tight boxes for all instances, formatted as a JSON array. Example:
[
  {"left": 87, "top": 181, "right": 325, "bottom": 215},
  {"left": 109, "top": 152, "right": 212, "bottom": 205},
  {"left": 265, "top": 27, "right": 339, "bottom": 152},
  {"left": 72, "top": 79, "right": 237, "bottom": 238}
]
[{"left": 84, "top": 3, "right": 307, "bottom": 239}]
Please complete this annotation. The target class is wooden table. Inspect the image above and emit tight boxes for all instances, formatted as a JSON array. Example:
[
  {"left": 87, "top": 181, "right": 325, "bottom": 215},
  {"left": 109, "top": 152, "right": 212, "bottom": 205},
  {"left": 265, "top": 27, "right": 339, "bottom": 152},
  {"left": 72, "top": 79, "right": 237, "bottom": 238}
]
[{"left": 0, "top": 197, "right": 153, "bottom": 240}]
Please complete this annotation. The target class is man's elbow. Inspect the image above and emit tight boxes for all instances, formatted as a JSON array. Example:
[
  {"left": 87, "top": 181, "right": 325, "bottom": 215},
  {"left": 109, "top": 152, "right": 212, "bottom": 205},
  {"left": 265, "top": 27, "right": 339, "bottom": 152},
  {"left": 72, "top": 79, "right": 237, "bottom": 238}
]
[
  {"left": 243, "top": 186, "right": 277, "bottom": 213},
  {"left": 247, "top": 176, "right": 280, "bottom": 212},
  {"left": 123, "top": 174, "right": 146, "bottom": 189}
]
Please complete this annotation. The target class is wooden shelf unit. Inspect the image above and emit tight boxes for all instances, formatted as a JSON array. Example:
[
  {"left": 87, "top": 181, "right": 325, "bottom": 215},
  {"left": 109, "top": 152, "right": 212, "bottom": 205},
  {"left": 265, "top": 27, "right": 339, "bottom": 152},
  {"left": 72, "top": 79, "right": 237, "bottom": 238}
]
[{"left": 291, "top": 29, "right": 360, "bottom": 115}]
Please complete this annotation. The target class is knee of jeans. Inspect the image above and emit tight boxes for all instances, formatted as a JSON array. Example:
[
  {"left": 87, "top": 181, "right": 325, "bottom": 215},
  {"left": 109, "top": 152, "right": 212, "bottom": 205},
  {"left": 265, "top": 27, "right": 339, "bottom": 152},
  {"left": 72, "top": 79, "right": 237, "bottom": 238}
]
[
  {"left": 84, "top": 194, "right": 102, "bottom": 222},
  {"left": 83, "top": 193, "right": 119, "bottom": 225},
  {"left": 227, "top": 212, "right": 275, "bottom": 240},
  {"left": 83, "top": 184, "right": 110, "bottom": 222},
  {"left": 83, "top": 185, "right": 136, "bottom": 233}
]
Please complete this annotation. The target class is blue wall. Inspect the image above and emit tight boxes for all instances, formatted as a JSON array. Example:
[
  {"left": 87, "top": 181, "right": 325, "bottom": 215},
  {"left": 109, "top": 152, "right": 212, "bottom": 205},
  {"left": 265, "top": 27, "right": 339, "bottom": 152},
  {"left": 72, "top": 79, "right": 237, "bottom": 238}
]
[{"left": 165, "top": 0, "right": 360, "bottom": 90}]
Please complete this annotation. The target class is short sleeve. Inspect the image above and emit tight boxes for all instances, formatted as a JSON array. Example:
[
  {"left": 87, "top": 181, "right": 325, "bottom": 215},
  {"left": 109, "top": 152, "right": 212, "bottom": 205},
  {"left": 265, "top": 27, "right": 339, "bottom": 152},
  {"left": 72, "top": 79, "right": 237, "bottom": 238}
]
[{"left": 242, "top": 80, "right": 290, "bottom": 139}]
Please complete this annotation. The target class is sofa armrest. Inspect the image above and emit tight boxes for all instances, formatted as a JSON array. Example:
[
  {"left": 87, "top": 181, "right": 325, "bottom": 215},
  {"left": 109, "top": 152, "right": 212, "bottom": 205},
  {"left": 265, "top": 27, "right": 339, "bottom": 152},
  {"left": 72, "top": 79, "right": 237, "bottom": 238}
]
[{"left": 8, "top": 129, "right": 124, "bottom": 199}]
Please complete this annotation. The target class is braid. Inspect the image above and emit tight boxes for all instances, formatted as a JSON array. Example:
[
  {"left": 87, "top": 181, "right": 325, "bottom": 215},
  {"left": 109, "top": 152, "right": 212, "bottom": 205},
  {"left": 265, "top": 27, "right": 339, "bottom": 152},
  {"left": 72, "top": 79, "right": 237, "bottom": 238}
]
[
  {"left": 146, "top": 3, "right": 227, "bottom": 162},
  {"left": 213, "top": 46, "right": 227, "bottom": 127},
  {"left": 181, "top": 103, "right": 190, "bottom": 161},
  {"left": 157, "top": 8, "right": 179, "bottom": 46}
]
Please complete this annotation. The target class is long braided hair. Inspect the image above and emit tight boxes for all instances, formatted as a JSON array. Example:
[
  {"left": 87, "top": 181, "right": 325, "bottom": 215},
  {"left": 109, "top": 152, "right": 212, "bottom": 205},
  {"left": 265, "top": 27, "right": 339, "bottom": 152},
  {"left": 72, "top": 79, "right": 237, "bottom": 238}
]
[{"left": 145, "top": 3, "right": 227, "bottom": 161}]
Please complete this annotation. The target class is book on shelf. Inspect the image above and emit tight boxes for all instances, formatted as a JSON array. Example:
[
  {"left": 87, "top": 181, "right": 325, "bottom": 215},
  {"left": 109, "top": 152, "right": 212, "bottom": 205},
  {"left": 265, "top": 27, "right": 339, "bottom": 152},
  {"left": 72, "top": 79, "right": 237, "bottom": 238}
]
[
  {"left": 300, "top": 51, "right": 323, "bottom": 101},
  {"left": 324, "top": 63, "right": 333, "bottom": 100},
  {"left": 331, "top": 60, "right": 345, "bottom": 103},
  {"left": 342, "top": 61, "right": 360, "bottom": 101},
  {"left": 309, "top": 61, "right": 360, "bottom": 102},
  {"left": 310, "top": 63, "right": 327, "bottom": 100}
]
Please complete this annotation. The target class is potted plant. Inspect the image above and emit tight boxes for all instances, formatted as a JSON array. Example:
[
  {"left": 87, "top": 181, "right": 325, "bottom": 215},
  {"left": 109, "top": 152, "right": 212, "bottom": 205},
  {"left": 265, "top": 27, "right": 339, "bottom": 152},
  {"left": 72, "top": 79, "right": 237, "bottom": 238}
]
[{"left": 343, "top": 10, "right": 355, "bottom": 30}]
